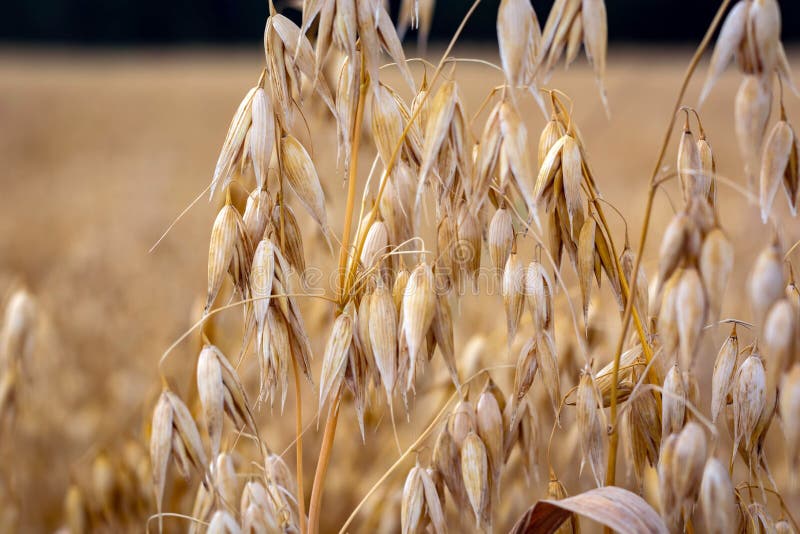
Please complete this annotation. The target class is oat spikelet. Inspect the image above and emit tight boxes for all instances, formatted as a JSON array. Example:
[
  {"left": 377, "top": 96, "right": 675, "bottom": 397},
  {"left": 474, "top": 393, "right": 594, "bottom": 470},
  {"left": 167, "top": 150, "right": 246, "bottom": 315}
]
[
  {"left": 783, "top": 121, "right": 800, "bottom": 215},
  {"left": 711, "top": 326, "right": 738, "bottom": 423},
  {"left": 433, "top": 425, "right": 467, "bottom": 508},
  {"left": 734, "top": 75, "right": 771, "bottom": 185},
  {"left": 512, "top": 336, "right": 538, "bottom": 416},
  {"left": 561, "top": 135, "right": 584, "bottom": 232},
  {"left": 747, "top": 502, "right": 777, "bottom": 533},
  {"left": 198, "top": 345, "right": 258, "bottom": 457},
  {"left": 250, "top": 87, "right": 275, "bottom": 190},
  {"left": 499, "top": 101, "right": 538, "bottom": 218},
  {"left": 536, "top": 331, "right": 561, "bottom": 419},
  {"left": 565, "top": 15, "right": 582, "bottom": 67},
  {"left": 662, "top": 364, "right": 686, "bottom": 438},
  {"left": 151, "top": 390, "right": 208, "bottom": 530},
  {"left": 699, "top": 0, "right": 748, "bottom": 105},
  {"left": 497, "top": 0, "right": 540, "bottom": 89},
  {"left": 534, "top": 134, "right": 566, "bottom": 202},
  {"left": 503, "top": 252, "right": 525, "bottom": 345},
  {"left": 624, "top": 373, "right": 660, "bottom": 488},
  {"left": 207, "top": 510, "right": 240, "bottom": 533},
  {"left": 477, "top": 382, "right": 504, "bottom": 508},
  {"left": 461, "top": 431, "right": 488, "bottom": 528},
  {"left": 402, "top": 262, "right": 436, "bottom": 391},
  {"left": 418, "top": 81, "right": 457, "bottom": 192},
  {"left": 243, "top": 189, "right": 271, "bottom": 245},
  {"left": 779, "top": 363, "right": 800, "bottom": 474},
  {"left": 675, "top": 268, "right": 706, "bottom": 369},
  {"left": 749, "top": 240, "right": 785, "bottom": 323},
  {"left": 336, "top": 54, "right": 360, "bottom": 171},
  {"left": 733, "top": 351, "right": 766, "bottom": 458},
  {"left": 369, "top": 281, "right": 397, "bottom": 406},
  {"left": 456, "top": 206, "right": 482, "bottom": 289},
  {"left": 658, "top": 432, "right": 679, "bottom": 528},
  {"left": 373, "top": 3, "right": 416, "bottom": 93},
  {"left": 360, "top": 219, "right": 389, "bottom": 276},
  {"left": 699, "top": 458, "right": 737, "bottom": 534},
  {"left": 677, "top": 117, "right": 702, "bottom": 203},
  {"left": 525, "top": 261, "right": 552, "bottom": 333},
  {"left": 150, "top": 393, "right": 173, "bottom": 532},
  {"left": 488, "top": 208, "right": 513, "bottom": 277},
  {"left": 269, "top": 14, "right": 336, "bottom": 114},
  {"left": 657, "top": 270, "right": 682, "bottom": 358},
  {"left": 210, "top": 87, "right": 256, "bottom": 198},
  {"left": 0, "top": 288, "right": 36, "bottom": 371},
  {"left": 764, "top": 298, "right": 795, "bottom": 388},
  {"left": 671, "top": 422, "right": 707, "bottom": 516},
  {"left": 578, "top": 217, "right": 596, "bottom": 325},
  {"left": 371, "top": 83, "right": 405, "bottom": 169},
  {"left": 280, "top": 135, "right": 331, "bottom": 244},
  {"left": 657, "top": 213, "right": 689, "bottom": 290},
  {"left": 206, "top": 205, "right": 239, "bottom": 313},
  {"left": 420, "top": 466, "right": 446, "bottom": 534},
  {"left": 398, "top": 0, "right": 436, "bottom": 53},
  {"left": 401, "top": 466, "right": 425, "bottom": 534},
  {"left": 450, "top": 400, "right": 476, "bottom": 448},
  {"left": 432, "top": 292, "right": 460, "bottom": 392},
  {"left": 251, "top": 238, "right": 275, "bottom": 345},
  {"left": 581, "top": 0, "right": 608, "bottom": 112},
  {"left": 271, "top": 204, "right": 305, "bottom": 273},
  {"left": 197, "top": 345, "right": 225, "bottom": 458},
  {"left": 759, "top": 118, "right": 794, "bottom": 222},
  {"left": 747, "top": 0, "right": 781, "bottom": 76},
  {"left": 696, "top": 132, "right": 716, "bottom": 202},
  {"left": 576, "top": 367, "right": 606, "bottom": 487},
  {"left": 700, "top": 228, "right": 733, "bottom": 323},
  {"left": 318, "top": 302, "right": 355, "bottom": 414}
]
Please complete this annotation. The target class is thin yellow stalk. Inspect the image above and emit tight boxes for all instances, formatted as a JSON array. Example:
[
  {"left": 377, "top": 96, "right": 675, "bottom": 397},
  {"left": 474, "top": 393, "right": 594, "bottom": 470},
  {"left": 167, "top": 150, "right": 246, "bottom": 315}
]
[
  {"left": 291, "top": 354, "right": 307, "bottom": 534},
  {"left": 307, "top": 49, "right": 369, "bottom": 534},
  {"left": 308, "top": 392, "right": 341, "bottom": 534},
  {"left": 337, "top": 52, "right": 368, "bottom": 303}
]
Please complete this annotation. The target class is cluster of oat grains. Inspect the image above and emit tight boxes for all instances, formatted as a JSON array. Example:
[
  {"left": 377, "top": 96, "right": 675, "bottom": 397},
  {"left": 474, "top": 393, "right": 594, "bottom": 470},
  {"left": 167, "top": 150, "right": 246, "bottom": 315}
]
[{"left": 136, "top": 0, "right": 800, "bottom": 532}]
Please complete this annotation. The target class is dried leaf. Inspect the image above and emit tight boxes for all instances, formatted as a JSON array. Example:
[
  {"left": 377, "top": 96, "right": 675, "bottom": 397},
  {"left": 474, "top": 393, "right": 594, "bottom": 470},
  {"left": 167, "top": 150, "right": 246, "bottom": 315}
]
[{"left": 510, "top": 486, "right": 668, "bottom": 534}]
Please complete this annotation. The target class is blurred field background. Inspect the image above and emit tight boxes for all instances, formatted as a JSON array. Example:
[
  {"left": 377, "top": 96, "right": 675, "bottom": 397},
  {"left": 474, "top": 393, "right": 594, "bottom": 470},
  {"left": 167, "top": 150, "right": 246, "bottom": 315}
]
[{"left": 1, "top": 45, "right": 800, "bottom": 531}]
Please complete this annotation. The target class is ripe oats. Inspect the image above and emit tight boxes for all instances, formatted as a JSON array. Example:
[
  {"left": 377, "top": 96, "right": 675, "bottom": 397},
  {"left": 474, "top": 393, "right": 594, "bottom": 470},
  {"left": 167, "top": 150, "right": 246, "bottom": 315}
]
[
  {"left": 711, "top": 326, "right": 739, "bottom": 423},
  {"left": 699, "top": 458, "right": 738, "bottom": 534}
]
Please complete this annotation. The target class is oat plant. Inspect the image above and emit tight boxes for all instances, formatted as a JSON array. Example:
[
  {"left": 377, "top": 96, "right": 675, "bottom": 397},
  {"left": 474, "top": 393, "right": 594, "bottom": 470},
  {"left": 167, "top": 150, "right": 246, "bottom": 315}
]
[{"left": 133, "top": 0, "right": 800, "bottom": 532}]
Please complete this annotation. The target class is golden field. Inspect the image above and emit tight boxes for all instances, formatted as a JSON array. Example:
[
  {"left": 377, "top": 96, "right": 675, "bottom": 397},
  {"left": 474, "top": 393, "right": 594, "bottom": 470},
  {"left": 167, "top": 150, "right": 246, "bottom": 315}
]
[{"left": 1, "top": 46, "right": 799, "bottom": 531}]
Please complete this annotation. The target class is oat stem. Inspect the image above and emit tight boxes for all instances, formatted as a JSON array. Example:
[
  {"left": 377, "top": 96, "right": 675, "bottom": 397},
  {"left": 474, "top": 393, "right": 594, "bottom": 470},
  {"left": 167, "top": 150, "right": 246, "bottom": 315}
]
[
  {"left": 337, "top": 50, "right": 368, "bottom": 304},
  {"left": 291, "top": 354, "right": 307, "bottom": 534},
  {"left": 308, "top": 46, "right": 368, "bottom": 534},
  {"left": 604, "top": 0, "right": 733, "bottom": 488},
  {"left": 308, "top": 391, "right": 341, "bottom": 534}
]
